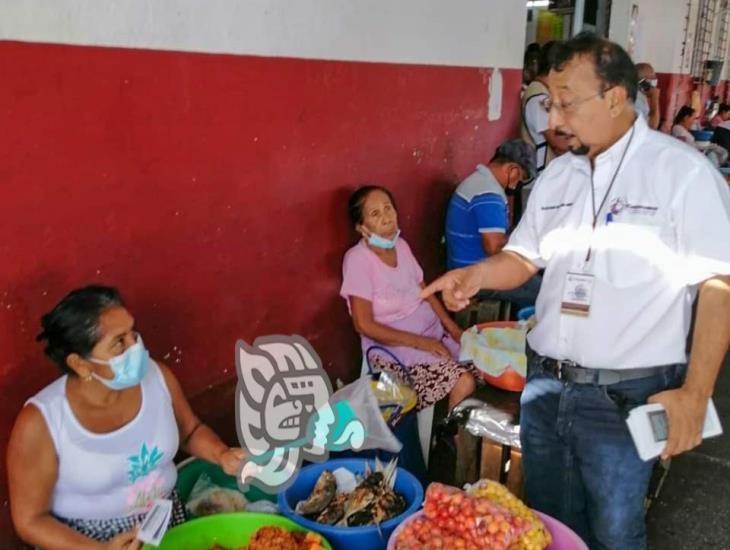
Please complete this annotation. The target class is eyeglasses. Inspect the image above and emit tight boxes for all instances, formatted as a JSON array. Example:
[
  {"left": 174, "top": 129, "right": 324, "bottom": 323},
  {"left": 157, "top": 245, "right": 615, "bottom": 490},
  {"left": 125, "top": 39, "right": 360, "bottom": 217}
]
[{"left": 541, "top": 88, "right": 612, "bottom": 114}]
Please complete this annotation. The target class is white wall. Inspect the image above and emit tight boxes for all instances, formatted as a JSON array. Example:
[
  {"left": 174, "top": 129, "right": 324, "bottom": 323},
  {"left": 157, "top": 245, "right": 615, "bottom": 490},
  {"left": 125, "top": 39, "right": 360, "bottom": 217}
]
[
  {"left": 610, "top": 0, "right": 694, "bottom": 73},
  {"left": 0, "top": 0, "right": 527, "bottom": 68},
  {"left": 718, "top": 4, "right": 730, "bottom": 80},
  {"left": 610, "top": 0, "right": 730, "bottom": 78},
  {"left": 608, "top": 0, "right": 632, "bottom": 50}
]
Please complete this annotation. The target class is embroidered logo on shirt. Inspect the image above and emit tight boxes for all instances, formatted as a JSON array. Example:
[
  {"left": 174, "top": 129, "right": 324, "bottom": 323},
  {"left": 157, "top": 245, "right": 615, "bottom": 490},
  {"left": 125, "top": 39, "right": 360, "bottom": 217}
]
[
  {"left": 609, "top": 196, "right": 658, "bottom": 216},
  {"left": 540, "top": 202, "right": 574, "bottom": 211}
]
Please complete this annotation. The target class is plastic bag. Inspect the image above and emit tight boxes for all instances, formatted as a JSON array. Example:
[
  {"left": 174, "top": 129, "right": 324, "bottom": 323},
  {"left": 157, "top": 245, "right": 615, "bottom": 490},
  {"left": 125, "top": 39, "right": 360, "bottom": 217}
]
[
  {"left": 370, "top": 370, "right": 417, "bottom": 428},
  {"left": 459, "top": 325, "right": 527, "bottom": 377},
  {"left": 466, "top": 479, "right": 552, "bottom": 550},
  {"left": 244, "top": 500, "right": 280, "bottom": 514},
  {"left": 449, "top": 397, "right": 521, "bottom": 448},
  {"left": 394, "top": 483, "right": 531, "bottom": 550},
  {"left": 364, "top": 346, "right": 419, "bottom": 427},
  {"left": 329, "top": 376, "right": 403, "bottom": 454},
  {"left": 185, "top": 473, "right": 248, "bottom": 517},
  {"left": 332, "top": 467, "right": 358, "bottom": 494}
]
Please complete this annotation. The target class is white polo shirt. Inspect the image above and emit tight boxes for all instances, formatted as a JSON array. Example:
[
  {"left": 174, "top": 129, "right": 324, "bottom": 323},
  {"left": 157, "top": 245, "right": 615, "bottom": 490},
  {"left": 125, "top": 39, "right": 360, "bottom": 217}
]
[{"left": 505, "top": 115, "right": 730, "bottom": 369}]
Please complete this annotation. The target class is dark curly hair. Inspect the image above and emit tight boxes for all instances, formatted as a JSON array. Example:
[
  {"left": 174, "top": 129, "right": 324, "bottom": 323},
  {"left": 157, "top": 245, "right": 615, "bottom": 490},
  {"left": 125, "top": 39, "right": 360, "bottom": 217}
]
[{"left": 37, "top": 285, "right": 124, "bottom": 374}]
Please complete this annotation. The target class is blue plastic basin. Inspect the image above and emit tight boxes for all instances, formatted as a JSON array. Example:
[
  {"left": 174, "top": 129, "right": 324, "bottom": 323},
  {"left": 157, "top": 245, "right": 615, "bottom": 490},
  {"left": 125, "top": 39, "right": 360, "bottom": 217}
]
[
  {"left": 691, "top": 129, "right": 714, "bottom": 142},
  {"left": 278, "top": 458, "right": 423, "bottom": 550}
]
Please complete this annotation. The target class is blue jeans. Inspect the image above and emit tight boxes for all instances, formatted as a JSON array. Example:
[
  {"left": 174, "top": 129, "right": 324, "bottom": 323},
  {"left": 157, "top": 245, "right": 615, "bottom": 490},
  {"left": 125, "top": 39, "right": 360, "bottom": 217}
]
[{"left": 520, "top": 354, "right": 687, "bottom": 550}]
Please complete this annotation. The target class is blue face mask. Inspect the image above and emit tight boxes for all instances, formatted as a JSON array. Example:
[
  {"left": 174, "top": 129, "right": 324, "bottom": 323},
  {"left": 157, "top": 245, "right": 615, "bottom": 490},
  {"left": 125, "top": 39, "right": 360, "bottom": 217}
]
[
  {"left": 368, "top": 229, "right": 401, "bottom": 249},
  {"left": 90, "top": 335, "right": 150, "bottom": 390}
]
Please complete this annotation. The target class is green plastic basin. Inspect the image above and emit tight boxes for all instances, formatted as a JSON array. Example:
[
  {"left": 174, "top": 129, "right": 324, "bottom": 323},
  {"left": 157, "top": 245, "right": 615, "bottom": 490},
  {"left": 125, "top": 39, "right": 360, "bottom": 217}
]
[{"left": 141, "top": 512, "right": 333, "bottom": 550}]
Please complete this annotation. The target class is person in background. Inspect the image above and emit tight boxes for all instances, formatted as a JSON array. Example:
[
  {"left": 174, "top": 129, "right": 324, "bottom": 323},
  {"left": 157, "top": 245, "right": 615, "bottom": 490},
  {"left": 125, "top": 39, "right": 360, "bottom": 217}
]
[
  {"left": 445, "top": 140, "right": 542, "bottom": 312},
  {"left": 671, "top": 105, "right": 698, "bottom": 144},
  {"left": 424, "top": 33, "right": 730, "bottom": 550},
  {"left": 522, "top": 42, "right": 542, "bottom": 93},
  {"left": 705, "top": 94, "right": 721, "bottom": 125},
  {"left": 709, "top": 103, "right": 730, "bottom": 128},
  {"left": 635, "top": 62, "right": 661, "bottom": 130},
  {"left": 341, "top": 186, "right": 477, "bottom": 411},
  {"left": 672, "top": 106, "right": 729, "bottom": 165},
  {"left": 522, "top": 41, "right": 571, "bottom": 176},
  {"left": 7, "top": 286, "right": 246, "bottom": 550}
]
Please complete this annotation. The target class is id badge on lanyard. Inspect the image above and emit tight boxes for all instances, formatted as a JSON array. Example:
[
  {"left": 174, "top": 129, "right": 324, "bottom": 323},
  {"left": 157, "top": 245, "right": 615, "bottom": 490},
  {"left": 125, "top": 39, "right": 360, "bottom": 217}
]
[
  {"left": 561, "top": 271, "right": 595, "bottom": 316},
  {"left": 560, "top": 126, "right": 635, "bottom": 317},
  {"left": 560, "top": 232, "right": 598, "bottom": 317}
]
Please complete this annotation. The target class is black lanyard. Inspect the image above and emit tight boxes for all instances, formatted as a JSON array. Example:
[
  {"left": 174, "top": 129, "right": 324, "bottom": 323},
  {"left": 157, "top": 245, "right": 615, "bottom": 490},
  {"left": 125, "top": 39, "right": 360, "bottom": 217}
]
[{"left": 585, "top": 125, "right": 636, "bottom": 263}]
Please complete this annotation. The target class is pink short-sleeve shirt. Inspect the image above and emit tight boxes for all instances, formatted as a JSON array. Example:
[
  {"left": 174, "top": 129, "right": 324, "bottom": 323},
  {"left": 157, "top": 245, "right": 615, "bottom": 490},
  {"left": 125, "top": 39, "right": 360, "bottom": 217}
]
[{"left": 340, "top": 238, "right": 424, "bottom": 325}]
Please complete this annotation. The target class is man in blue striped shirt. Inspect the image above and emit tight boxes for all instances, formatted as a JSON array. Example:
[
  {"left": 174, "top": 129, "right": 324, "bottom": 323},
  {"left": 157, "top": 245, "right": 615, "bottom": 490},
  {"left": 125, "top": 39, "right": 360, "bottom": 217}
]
[{"left": 445, "top": 139, "right": 541, "bottom": 310}]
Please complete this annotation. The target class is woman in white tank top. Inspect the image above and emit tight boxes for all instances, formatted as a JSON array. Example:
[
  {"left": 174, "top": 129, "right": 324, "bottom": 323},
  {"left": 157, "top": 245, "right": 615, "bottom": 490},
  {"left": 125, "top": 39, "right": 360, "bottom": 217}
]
[{"left": 7, "top": 286, "right": 247, "bottom": 549}]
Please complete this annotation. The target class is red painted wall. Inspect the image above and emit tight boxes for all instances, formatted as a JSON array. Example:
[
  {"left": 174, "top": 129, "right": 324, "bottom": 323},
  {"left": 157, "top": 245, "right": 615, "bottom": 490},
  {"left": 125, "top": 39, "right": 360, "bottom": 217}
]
[
  {"left": 657, "top": 72, "right": 694, "bottom": 132},
  {"left": 0, "top": 40, "right": 521, "bottom": 544},
  {"left": 717, "top": 80, "right": 730, "bottom": 104},
  {"left": 698, "top": 83, "right": 712, "bottom": 118},
  {"left": 657, "top": 74, "right": 730, "bottom": 130}
]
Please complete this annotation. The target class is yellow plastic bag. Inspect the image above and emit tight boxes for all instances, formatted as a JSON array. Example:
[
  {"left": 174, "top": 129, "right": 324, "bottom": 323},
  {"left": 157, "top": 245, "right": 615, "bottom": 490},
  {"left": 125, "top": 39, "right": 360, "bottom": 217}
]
[{"left": 466, "top": 479, "right": 552, "bottom": 550}]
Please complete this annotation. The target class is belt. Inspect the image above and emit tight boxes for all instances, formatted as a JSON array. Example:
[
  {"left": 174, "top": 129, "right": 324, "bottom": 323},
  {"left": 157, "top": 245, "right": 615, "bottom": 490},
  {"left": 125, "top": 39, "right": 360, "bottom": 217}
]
[{"left": 537, "top": 356, "right": 665, "bottom": 385}]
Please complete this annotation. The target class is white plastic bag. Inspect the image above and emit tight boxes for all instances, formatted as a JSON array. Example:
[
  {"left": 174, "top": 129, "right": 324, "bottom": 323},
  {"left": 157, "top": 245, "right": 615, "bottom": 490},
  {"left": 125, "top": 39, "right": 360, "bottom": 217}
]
[
  {"left": 329, "top": 377, "right": 403, "bottom": 454},
  {"left": 185, "top": 473, "right": 248, "bottom": 517},
  {"left": 244, "top": 500, "right": 280, "bottom": 514}
]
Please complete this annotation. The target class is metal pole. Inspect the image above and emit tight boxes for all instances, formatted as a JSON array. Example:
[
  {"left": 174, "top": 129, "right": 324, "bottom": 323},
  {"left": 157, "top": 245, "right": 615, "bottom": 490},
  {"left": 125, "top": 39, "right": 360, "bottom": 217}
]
[
  {"left": 596, "top": 0, "right": 608, "bottom": 37},
  {"left": 573, "top": 0, "right": 586, "bottom": 36}
]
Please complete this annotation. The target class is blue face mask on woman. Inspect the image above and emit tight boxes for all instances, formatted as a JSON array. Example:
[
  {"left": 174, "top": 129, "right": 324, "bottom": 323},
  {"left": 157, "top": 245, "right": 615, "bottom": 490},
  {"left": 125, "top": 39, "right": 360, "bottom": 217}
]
[
  {"left": 368, "top": 229, "right": 401, "bottom": 249},
  {"left": 90, "top": 335, "right": 150, "bottom": 390}
]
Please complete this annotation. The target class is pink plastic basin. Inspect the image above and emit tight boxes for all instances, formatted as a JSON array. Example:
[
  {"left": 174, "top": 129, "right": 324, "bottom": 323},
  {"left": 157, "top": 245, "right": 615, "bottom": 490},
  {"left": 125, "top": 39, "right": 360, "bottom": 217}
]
[
  {"left": 386, "top": 510, "right": 588, "bottom": 550},
  {"left": 536, "top": 511, "right": 589, "bottom": 550}
]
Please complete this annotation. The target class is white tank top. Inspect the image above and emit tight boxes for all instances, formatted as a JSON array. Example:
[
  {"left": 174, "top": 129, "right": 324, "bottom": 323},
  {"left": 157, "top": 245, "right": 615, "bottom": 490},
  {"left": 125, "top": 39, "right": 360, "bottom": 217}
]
[{"left": 27, "top": 360, "right": 179, "bottom": 520}]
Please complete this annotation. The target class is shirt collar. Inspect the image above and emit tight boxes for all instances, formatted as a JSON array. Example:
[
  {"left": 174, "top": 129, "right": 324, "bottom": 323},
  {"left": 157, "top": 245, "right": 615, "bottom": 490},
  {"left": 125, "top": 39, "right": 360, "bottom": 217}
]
[
  {"left": 475, "top": 164, "right": 507, "bottom": 200},
  {"left": 568, "top": 113, "right": 647, "bottom": 172}
]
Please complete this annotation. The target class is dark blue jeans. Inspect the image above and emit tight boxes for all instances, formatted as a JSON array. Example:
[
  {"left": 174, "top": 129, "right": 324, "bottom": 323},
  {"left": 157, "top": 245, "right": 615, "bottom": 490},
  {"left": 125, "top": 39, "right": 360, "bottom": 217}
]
[{"left": 520, "top": 355, "right": 687, "bottom": 550}]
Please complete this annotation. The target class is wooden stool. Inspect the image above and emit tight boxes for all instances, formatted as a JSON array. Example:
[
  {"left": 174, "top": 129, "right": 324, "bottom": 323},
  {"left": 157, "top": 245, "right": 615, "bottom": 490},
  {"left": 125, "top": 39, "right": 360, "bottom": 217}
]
[
  {"left": 455, "top": 427, "right": 668, "bottom": 506},
  {"left": 481, "top": 438, "right": 523, "bottom": 497},
  {"left": 454, "top": 428, "right": 524, "bottom": 498},
  {"left": 454, "top": 298, "right": 511, "bottom": 330}
]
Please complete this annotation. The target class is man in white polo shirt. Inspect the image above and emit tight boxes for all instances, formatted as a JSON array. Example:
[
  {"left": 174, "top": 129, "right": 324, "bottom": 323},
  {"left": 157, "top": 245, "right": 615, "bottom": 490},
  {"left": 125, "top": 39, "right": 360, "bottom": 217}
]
[{"left": 424, "top": 33, "right": 730, "bottom": 549}]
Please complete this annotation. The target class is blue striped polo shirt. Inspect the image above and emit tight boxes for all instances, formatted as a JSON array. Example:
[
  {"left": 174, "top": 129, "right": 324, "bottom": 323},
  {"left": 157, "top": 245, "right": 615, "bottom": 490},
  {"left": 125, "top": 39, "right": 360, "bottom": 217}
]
[{"left": 445, "top": 164, "right": 508, "bottom": 269}]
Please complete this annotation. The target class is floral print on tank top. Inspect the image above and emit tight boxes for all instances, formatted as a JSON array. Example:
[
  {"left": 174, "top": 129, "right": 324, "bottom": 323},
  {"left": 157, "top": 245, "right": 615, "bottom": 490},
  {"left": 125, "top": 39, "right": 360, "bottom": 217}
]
[{"left": 126, "top": 443, "right": 167, "bottom": 514}]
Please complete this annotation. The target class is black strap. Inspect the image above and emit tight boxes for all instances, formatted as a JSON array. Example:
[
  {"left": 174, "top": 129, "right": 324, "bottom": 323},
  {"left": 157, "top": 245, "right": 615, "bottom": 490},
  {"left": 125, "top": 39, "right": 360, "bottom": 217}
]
[
  {"left": 365, "top": 345, "right": 415, "bottom": 387},
  {"left": 585, "top": 125, "right": 636, "bottom": 262},
  {"left": 520, "top": 92, "right": 548, "bottom": 141},
  {"left": 539, "top": 356, "right": 666, "bottom": 385},
  {"left": 521, "top": 92, "right": 549, "bottom": 172}
]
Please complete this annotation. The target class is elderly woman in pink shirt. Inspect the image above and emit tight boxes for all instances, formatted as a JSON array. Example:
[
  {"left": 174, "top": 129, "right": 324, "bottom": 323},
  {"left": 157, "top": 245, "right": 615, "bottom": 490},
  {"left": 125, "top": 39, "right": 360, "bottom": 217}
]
[{"left": 340, "top": 185, "right": 477, "bottom": 410}]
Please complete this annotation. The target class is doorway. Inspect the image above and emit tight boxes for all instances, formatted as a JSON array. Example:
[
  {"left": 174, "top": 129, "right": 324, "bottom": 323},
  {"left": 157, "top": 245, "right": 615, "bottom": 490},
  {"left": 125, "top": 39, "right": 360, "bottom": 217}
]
[{"left": 525, "top": 0, "right": 612, "bottom": 46}]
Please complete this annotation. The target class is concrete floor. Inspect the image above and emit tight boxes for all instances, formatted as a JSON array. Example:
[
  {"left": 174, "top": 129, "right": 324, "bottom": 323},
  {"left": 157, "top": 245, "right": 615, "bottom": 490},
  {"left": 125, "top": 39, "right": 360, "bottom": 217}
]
[{"left": 646, "top": 355, "right": 730, "bottom": 549}]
